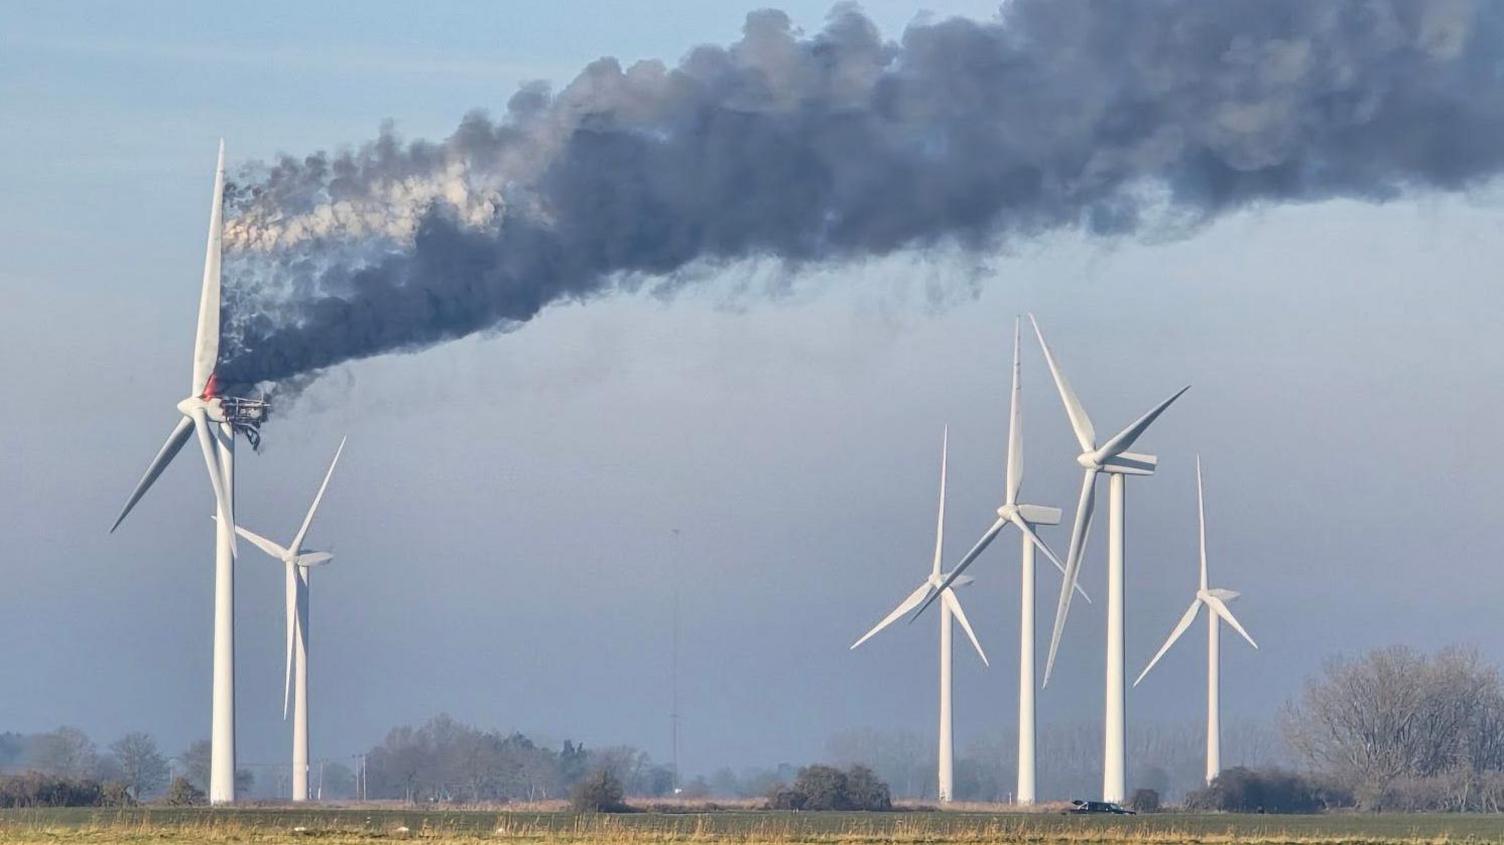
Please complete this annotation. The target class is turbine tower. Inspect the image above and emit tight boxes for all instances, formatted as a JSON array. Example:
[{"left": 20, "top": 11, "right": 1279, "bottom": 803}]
[
  {"left": 850, "top": 427, "right": 988, "bottom": 804},
  {"left": 111, "top": 141, "right": 263, "bottom": 804},
  {"left": 229, "top": 437, "right": 345, "bottom": 802},
  {"left": 1133, "top": 456, "right": 1258, "bottom": 785},
  {"left": 1031, "top": 314, "right": 1188, "bottom": 803},
  {"left": 917, "top": 318, "right": 1086, "bottom": 805}
]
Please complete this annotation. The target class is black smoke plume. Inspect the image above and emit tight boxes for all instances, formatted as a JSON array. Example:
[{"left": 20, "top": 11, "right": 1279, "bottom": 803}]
[{"left": 217, "top": 0, "right": 1504, "bottom": 395}]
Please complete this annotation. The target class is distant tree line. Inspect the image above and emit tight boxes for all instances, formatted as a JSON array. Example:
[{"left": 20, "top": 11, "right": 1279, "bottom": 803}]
[
  {"left": 823, "top": 720, "right": 1286, "bottom": 803},
  {"left": 0, "top": 728, "right": 177, "bottom": 806},
  {"left": 0, "top": 728, "right": 172, "bottom": 801},
  {"left": 362, "top": 714, "right": 675, "bottom": 803},
  {"left": 0, "top": 727, "right": 268, "bottom": 804},
  {"left": 10, "top": 644, "right": 1502, "bottom": 812}
]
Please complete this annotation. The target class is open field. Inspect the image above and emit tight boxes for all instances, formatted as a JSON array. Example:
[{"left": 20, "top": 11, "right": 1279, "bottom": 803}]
[{"left": 2, "top": 809, "right": 1504, "bottom": 845}]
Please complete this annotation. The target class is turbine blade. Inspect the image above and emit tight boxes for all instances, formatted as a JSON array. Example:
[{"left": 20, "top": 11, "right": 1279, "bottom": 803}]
[
  {"left": 230, "top": 524, "right": 288, "bottom": 560},
  {"left": 191, "top": 140, "right": 226, "bottom": 398},
  {"left": 110, "top": 416, "right": 194, "bottom": 532},
  {"left": 1204, "top": 594, "right": 1259, "bottom": 650},
  {"left": 295, "top": 551, "right": 334, "bottom": 567},
  {"left": 191, "top": 409, "right": 235, "bottom": 557},
  {"left": 1094, "top": 385, "right": 1191, "bottom": 462},
  {"left": 1133, "top": 599, "right": 1202, "bottom": 686},
  {"left": 912, "top": 519, "right": 1008, "bottom": 619},
  {"left": 1044, "top": 468, "right": 1098, "bottom": 686},
  {"left": 1011, "top": 514, "right": 1091, "bottom": 604},
  {"left": 850, "top": 581, "right": 932, "bottom": 650},
  {"left": 931, "top": 426, "right": 947, "bottom": 580},
  {"left": 942, "top": 590, "right": 988, "bottom": 667},
  {"left": 1197, "top": 455, "right": 1208, "bottom": 591},
  {"left": 1028, "top": 314, "right": 1095, "bottom": 452},
  {"left": 284, "top": 561, "right": 296, "bottom": 719},
  {"left": 1005, "top": 318, "right": 1023, "bottom": 505},
  {"left": 291, "top": 436, "right": 347, "bottom": 552}
]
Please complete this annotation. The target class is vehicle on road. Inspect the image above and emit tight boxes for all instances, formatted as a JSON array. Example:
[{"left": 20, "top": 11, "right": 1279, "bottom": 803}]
[{"left": 1063, "top": 800, "right": 1137, "bottom": 815}]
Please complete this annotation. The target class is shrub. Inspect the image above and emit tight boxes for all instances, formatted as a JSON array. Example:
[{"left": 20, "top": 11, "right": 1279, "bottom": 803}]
[
  {"left": 767, "top": 786, "right": 807, "bottom": 810},
  {"left": 1128, "top": 787, "right": 1160, "bottom": 814},
  {"left": 766, "top": 765, "right": 893, "bottom": 811},
  {"left": 1185, "top": 767, "right": 1320, "bottom": 814},
  {"left": 99, "top": 782, "right": 135, "bottom": 807},
  {"left": 161, "top": 777, "right": 205, "bottom": 807},
  {"left": 570, "top": 768, "right": 629, "bottom": 813},
  {"left": 843, "top": 765, "right": 892, "bottom": 811},
  {"left": 794, "top": 765, "right": 850, "bottom": 810},
  {"left": 0, "top": 773, "right": 105, "bottom": 807}
]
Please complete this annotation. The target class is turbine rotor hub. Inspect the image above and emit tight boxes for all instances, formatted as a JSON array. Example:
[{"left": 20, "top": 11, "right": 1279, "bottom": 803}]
[{"left": 176, "top": 395, "right": 226, "bottom": 422}]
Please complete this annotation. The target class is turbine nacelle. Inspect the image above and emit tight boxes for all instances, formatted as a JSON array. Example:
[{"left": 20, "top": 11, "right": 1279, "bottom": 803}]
[
  {"left": 268, "top": 549, "right": 335, "bottom": 568},
  {"left": 176, "top": 395, "right": 227, "bottom": 423},
  {"left": 1080, "top": 450, "right": 1159, "bottom": 475},
  {"left": 932, "top": 573, "right": 974, "bottom": 590},
  {"left": 996, "top": 503, "right": 1063, "bottom": 526}
]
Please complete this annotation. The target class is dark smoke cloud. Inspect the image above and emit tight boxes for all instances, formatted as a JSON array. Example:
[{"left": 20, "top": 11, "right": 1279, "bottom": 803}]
[{"left": 217, "top": 0, "right": 1504, "bottom": 395}]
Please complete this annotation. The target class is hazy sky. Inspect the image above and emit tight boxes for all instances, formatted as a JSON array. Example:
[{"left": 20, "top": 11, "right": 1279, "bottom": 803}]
[{"left": 3, "top": 1, "right": 1503, "bottom": 789}]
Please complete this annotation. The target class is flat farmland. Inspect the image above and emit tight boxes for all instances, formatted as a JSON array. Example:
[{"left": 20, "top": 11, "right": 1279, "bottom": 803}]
[{"left": 2, "top": 808, "right": 1503, "bottom": 845}]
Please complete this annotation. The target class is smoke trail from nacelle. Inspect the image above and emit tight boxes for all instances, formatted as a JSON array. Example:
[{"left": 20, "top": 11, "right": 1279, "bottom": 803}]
[{"left": 216, "top": 0, "right": 1504, "bottom": 395}]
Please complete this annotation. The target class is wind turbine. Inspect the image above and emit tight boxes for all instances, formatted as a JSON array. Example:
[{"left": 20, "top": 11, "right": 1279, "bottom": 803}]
[
  {"left": 916, "top": 318, "right": 1086, "bottom": 805},
  {"left": 228, "top": 437, "right": 345, "bottom": 803},
  {"left": 1031, "top": 314, "right": 1189, "bottom": 804},
  {"left": 1133, "top": 456, "right": 1257, "bottom": 786},
  {"left": 110, "top": 140, "right": 246, "bottom": 804},
  {"left": 850, "top": 427, "right": 988, "bottom": 804}
]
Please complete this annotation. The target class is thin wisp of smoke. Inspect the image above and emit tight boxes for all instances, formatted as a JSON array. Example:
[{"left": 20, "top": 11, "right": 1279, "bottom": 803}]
[{"left": 217, "top": 0, "right": 1504, "bottom": 398}]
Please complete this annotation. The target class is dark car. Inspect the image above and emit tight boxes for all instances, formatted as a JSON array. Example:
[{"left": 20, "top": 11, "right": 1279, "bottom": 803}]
[{"left": 1062, "top": 799, "right": 1137, "bottom": 815}]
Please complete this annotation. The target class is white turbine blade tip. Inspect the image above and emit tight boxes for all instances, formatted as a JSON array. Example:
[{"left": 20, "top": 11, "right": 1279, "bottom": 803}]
[
  {"left": 856, "top": 581, "right": 931, "bottom": 646},
  {"left": 943, "top": 590, "right": 988, "bottom": 667},
  {"left": 111, "top": 417, "right": 195, "bottom": 532},
  {"left": 1028, "top": 314, "right": 1095, "bottom": 451}
]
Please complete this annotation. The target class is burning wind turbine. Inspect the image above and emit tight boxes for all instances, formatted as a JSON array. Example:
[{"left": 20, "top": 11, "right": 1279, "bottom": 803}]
[{"left": 110, "top": 141, "right": 267, "bottom": 804}]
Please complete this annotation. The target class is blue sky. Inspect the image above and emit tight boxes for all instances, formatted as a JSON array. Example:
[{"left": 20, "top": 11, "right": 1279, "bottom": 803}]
[{"left": 3, "top": 1, "right": 1504, "bottom": 793}]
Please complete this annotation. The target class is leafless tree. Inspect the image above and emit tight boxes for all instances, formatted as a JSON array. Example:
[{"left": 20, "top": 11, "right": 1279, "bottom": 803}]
[
  {"left": 109, "top": 732, "right": 168, "bottom": 800},
  {"left": 26, "top": 727, "right": 96, "bottom": 779},
  {"left": 1283, "top": 645, "right": 1504, "bottom": 808}
]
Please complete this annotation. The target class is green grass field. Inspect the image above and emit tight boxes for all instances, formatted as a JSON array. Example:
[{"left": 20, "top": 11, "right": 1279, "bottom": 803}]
[{"left": 2, "top": 808, "right": 1503, "bottom": 845}]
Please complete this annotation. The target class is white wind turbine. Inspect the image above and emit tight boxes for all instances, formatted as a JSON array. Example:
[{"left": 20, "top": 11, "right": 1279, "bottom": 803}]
[
  {"left": 1031, "top": 314, "right": 1189, "bottom": 804},
  {"left": 111, "top": 140, "right": 246, "bottom": 804},
  {"left": 1133, "top": 456, "right": 1257, "bottom": 786},
  {"left": 916, "top": 318, "right": 1087, "bottom": 806},
  {"left": 226, "top": 437, "right": 345, "bottom": 803},
  {"left": 850, "top": 427, "right": 988, "bottom": 804}
]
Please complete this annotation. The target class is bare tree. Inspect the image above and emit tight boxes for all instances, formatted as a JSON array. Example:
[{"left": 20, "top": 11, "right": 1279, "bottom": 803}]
[
  {"left": 110, "top": 733, "right": 169, "bottom": 800},
  {"left": 180, "top": 740, "right": 211, "bottom": 791},
  {"left": 1283, "top": 645, "right": 1504, "bottom": 807},
  {"left": 27, "top": 727, "right": 97, "bottom": 779}
]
